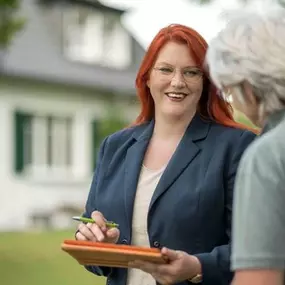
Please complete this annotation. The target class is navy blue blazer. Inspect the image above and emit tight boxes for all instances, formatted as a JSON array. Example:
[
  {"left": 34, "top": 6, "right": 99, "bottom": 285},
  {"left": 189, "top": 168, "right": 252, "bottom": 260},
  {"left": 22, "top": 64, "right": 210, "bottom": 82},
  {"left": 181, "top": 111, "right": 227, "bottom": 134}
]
[{"left": 82, "top": 114, "right": 256, "bottom": 285}]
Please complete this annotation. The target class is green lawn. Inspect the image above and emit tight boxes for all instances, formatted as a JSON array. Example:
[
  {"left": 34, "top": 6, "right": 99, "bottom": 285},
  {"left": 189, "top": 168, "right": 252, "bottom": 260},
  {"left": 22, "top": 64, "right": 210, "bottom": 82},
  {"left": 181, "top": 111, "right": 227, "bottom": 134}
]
[{"left": 0, "top": 230, "right": 106, "bottom": 285}]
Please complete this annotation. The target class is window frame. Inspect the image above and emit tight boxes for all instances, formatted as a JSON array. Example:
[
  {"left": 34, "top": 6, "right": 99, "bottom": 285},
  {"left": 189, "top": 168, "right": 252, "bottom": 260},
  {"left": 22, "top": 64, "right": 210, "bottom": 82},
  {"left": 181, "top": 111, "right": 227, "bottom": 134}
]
[
  {"left": 14, "top": 110, "right": 73, "bottom": 179},
  {"left": 61, "top": 4, "right": 132, "bottom": 69}
]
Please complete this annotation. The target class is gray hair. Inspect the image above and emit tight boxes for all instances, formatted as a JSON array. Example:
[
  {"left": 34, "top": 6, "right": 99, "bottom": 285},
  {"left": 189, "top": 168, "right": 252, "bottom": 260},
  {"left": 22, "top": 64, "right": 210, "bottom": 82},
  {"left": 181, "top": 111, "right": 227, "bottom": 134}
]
[{"left": 206, "top": 8, "right": 285, "bottom": 116}]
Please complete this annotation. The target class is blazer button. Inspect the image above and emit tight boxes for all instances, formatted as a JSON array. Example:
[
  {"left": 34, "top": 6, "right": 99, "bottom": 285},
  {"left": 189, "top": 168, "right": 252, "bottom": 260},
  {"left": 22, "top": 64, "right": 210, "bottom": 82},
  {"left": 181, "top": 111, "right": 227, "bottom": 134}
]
[
  {"left": 153, "top": 241, "right": 160, "bottom": 248},
  {"left": 122, "top": 239, "right": 128, "bottom": 244}
]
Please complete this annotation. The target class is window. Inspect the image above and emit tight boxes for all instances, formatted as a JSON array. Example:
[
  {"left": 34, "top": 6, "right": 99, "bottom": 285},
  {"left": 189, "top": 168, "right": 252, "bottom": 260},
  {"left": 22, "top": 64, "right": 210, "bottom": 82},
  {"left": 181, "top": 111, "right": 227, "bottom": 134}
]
[
  {"left": 14, "top": 111, "right": 72, "bottom": 177},
  {"left": 62, "top": 5, "right": 131, "bottom": 69}
]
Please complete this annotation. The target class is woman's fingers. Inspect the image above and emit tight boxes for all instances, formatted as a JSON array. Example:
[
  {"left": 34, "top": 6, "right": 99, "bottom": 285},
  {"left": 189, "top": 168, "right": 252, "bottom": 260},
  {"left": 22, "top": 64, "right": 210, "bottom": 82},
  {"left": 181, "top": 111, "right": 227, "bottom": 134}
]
[
  {"left": 75, "top": 231, "right": 87, "bottom": 241},
  {"left": 106, "top": 228, "right": 120, "bottom": 242},
  {"left": 91, "top": 211, "right": 107, "bottom": 232},
  {"left": 76, "top": 211, "right": 119, "bottom": 243},
  {"left": 76, "top": 222, "right": 112, "bottom": 242},
  {"left": 76, "top": 222, "right": 96, "bottom": 241},
  {"left": 87, "top": 223, "right": 105, "bottom": 242}
]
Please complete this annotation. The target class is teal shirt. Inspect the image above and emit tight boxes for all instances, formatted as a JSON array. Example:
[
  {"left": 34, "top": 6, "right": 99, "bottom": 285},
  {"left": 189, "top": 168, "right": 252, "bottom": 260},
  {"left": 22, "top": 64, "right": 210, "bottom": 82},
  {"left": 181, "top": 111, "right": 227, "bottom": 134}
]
[{"left": 232, "top": 110, "right": 285, "bottom": 270}]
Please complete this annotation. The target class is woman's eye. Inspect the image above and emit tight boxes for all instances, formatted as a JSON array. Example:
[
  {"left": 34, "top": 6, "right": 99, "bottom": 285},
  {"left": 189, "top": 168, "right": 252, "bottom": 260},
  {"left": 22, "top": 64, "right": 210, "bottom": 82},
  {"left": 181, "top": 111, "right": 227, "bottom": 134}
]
[
  {"left": 159, "top": 68, "right": 173, "bottom": 73},
  {"left": 184, "top": 70, "right": 198, "bottom": 76}
]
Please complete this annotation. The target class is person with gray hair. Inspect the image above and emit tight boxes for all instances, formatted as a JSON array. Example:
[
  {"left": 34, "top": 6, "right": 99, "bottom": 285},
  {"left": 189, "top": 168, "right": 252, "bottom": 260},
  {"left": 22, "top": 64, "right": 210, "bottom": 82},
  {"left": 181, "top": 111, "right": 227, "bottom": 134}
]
[{"left": 206, "top": 8, "right": 285, "bottom": 285}]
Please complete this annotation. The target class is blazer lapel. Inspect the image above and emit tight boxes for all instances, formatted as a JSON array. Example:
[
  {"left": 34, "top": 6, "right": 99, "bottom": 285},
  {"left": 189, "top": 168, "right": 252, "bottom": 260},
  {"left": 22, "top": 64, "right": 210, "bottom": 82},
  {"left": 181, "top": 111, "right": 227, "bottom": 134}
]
[
  {"left": 149, "top": 115, "right": 211, "bottom": 211},
  {"left": 124, "top": 121, "right": 154, "bottom": 230}
]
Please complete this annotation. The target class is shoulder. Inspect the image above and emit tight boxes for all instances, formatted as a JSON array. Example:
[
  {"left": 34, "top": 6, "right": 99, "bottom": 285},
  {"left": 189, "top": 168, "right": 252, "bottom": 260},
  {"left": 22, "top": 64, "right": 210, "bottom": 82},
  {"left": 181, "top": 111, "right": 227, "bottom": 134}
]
[
  {"left": 210, "top": 122, "right": 256, "bottom": 141},
  {"left": 101, "top": 122, "right": 150, "bottom": 153},
  {"left": 234, "top": 123, "right": 285, "bottom": 199},
  {"left": 209, "top": 122, "right": 257, "bottom": 155},
  {"left": 106, "top": 122, "right": 148, "bottom": 143},
  {"left": 239, "top": 124, "right": 285, "bottom": 178},
  {"left": 232, "top": 124, "right": 285, "bottom": 270},
  {"left": 261, "top": 119, "right": 285, "bottom": 155},
  {"left": 106, "top": 125, "right": 137, "bottom": 144}
]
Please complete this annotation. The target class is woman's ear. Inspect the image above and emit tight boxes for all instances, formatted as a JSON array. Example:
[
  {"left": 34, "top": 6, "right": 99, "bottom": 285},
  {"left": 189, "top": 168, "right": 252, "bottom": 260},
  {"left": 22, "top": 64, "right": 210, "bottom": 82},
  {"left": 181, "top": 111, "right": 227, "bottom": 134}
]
[{"left": 146, "top": 79, "right": 150, "bottom": 88}]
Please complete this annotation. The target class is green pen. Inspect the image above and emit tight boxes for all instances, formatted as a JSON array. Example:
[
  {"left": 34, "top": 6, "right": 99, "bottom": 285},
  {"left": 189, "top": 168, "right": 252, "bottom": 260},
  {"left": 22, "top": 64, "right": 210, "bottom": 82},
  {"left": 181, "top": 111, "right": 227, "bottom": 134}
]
[{"left": 72, "top": 216, "right": 119, "bottom": 228}]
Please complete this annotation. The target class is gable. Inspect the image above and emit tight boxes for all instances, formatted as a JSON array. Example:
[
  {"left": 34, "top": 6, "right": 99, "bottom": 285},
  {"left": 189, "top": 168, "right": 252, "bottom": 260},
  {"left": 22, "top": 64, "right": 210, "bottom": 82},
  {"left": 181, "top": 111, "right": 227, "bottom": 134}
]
[
  {"left": 3, "top": 0, "right": 145, "bottom": 94},
  {"left": 62, "top": 3, "right": 131, "bottom": 69}
]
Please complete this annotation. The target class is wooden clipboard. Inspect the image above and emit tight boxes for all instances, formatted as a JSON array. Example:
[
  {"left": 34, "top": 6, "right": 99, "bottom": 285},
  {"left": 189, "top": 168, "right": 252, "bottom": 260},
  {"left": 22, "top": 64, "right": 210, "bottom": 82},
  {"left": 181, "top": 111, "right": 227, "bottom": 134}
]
[{"left": 61, "top": 240, "right": 167, "bottom": 268}]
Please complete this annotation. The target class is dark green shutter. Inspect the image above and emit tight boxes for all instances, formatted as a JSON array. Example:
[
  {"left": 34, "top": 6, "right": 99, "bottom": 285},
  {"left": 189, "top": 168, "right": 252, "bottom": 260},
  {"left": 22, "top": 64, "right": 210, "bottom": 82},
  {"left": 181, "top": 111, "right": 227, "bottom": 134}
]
[
  {"left": 14, "top": 111, "right": 31, "bottom": 174},
  {"left": 91, "top": 119, "right": 100, "bottom": 171}
]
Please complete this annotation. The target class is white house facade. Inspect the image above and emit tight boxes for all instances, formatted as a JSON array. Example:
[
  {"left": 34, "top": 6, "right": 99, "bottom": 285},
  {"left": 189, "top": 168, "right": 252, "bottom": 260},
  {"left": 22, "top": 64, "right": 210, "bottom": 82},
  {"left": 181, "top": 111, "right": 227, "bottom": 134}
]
[{"left": 0, "top": 0, "right": 144, "bottom": 231}]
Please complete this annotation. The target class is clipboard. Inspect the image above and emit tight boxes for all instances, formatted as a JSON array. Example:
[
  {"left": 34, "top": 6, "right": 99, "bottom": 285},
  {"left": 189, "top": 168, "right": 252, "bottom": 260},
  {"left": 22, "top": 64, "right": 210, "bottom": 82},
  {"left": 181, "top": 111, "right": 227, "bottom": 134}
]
[{"left": 61, "top": 240, "right": 167, "bottom": 268}]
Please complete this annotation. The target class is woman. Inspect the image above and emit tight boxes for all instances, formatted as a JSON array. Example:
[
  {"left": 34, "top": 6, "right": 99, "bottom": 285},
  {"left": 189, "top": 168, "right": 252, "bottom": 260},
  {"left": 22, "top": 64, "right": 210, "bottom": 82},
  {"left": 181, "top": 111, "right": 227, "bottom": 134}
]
[
  {"left": 206, "top": 9, "right": 285, "bottom": 285},
  {"left": 75, "top": 24, "right": 255, "bottom": 285}
]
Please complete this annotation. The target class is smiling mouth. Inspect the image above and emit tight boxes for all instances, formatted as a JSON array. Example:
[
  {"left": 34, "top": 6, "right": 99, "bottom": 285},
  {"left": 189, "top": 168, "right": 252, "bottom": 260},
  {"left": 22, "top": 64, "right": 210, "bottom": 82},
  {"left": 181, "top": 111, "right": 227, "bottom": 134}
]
[{"left": 165, "top": 92, "right": 188, "bottom": 100}]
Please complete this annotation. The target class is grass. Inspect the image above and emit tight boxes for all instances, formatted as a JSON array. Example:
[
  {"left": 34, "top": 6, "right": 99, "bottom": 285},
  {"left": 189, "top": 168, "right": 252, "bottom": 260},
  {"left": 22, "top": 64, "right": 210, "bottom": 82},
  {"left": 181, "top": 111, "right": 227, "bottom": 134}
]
[{"left": 0, "top": 230, "right": 106, "bottom": 285}]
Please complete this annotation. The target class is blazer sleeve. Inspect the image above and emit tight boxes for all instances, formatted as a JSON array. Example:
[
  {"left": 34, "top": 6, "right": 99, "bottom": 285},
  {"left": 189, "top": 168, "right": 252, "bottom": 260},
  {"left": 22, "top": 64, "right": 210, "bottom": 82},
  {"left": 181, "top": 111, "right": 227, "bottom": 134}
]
[
  {"left": 76, "top": 136, "right": 113, "bottom": 277},
  {"left": 193, "top": 130, "right": 256, "bottom": 285}
]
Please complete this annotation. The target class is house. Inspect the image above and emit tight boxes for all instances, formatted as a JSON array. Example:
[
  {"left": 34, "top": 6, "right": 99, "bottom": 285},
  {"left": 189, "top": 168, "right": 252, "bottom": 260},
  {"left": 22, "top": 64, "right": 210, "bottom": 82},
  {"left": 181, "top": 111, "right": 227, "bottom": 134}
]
[{"left": 0, "top": 0, "right": 145, "bottom": 231}]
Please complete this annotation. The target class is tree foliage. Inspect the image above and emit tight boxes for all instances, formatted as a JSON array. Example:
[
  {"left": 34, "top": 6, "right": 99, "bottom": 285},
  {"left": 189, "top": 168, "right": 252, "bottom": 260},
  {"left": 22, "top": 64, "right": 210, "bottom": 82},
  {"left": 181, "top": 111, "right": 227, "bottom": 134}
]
[
  {"left": 192, "top": 0, "right": 285, "bottom": 6},
  {"left": 99, "top": 107, "right": 128, "bottom": 140},
  {"left": 0, "top": 0, "right": 25, "bottom": 49}
]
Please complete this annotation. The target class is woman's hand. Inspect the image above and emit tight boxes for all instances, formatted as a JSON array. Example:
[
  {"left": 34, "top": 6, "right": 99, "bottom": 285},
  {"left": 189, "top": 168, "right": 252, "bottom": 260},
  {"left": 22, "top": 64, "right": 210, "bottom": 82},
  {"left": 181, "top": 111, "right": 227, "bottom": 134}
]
[
  {"left": 129, "top": 247, "right": 201, "bottom": 285},
  {"left": 75, "top": 211, "right": 120, "bottom": 244}
]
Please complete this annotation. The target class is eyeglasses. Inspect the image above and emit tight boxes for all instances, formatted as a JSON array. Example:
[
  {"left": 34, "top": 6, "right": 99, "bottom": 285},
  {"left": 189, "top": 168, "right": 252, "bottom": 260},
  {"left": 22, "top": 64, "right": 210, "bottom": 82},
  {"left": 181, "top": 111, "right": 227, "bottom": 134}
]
[{"left": 153, "top": 66, "right": 203, "bottom": 83}]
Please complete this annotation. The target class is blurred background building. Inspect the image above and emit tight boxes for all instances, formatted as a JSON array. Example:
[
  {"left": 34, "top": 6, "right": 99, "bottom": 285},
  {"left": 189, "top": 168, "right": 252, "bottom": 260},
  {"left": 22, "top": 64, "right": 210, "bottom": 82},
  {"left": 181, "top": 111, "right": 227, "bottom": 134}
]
[{"left": 0, "top": 0, "right": 145, "bottom": 231}]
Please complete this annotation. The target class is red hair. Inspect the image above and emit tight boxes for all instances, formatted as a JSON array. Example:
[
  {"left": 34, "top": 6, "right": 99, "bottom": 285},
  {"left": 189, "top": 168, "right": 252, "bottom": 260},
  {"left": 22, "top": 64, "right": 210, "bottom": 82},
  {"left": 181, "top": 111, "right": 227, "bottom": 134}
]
[{"left": 133, "top": 24, "right": 257, "bottom": 132}]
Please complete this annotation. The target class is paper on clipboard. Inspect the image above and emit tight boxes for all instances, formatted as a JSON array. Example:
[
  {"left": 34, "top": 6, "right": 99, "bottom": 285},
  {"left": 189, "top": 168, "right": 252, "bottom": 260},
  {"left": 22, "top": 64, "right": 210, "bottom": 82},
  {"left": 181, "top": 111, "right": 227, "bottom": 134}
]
[{"left": 61, "top": 240, "right": 167, "bottom": 268}]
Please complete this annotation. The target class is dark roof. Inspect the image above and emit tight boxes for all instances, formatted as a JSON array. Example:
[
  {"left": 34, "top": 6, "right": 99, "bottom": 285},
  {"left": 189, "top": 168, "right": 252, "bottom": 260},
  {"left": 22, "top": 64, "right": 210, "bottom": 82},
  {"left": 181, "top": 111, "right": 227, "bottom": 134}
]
[
  {"left": 39, "top": 0, "right": 127, "bottom": 14},
  {"left": 2, "top": 0, "right": 145, "bottom": 95}
]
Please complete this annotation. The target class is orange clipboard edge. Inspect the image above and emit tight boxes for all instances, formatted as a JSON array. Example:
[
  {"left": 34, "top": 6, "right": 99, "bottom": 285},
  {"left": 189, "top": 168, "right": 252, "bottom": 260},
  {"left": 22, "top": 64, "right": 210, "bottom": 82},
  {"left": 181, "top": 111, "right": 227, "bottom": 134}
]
[{"left": 61, "top": 239, "right": 167, "bottom": 268}]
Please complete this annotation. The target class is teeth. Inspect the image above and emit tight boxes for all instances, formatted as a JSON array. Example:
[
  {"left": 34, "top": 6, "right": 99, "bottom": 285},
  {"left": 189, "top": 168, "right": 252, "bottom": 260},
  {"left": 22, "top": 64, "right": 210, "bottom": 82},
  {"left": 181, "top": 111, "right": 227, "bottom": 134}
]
[{"left": 167, "top": 93, "right": 186, "bottom": 99}]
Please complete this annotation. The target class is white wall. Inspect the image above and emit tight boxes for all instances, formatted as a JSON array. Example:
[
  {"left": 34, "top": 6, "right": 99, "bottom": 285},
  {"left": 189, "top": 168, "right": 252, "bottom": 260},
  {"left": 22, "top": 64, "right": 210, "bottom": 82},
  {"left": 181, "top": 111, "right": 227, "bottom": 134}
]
[{"left": 0, "top": 81, "right": 138, "bottom": 231}]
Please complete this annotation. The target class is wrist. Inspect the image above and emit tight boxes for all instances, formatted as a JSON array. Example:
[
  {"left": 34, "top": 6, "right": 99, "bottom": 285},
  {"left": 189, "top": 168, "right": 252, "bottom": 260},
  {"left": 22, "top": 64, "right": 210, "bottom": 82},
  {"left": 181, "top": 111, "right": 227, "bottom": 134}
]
[
  {"left": 189, "top": 255, "right": 202, "bottom": 277},
  {"left": 187, "top": 255, "right": 202, "bottom": 283}
]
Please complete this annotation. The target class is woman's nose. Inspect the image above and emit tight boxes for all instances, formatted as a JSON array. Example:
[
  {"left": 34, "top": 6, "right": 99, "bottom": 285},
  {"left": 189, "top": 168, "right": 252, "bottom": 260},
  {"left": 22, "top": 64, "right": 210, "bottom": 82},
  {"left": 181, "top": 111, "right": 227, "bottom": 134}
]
[{"left": 170, "top": 72, "right": 186, "bottom": 88}]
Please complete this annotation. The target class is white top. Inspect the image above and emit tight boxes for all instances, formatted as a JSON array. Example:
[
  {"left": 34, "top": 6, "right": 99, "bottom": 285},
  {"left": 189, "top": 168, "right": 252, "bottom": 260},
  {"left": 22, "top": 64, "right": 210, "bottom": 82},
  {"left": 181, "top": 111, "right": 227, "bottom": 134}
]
[{"left": 126, "top": 164, "right": 165, "bottom": 285}]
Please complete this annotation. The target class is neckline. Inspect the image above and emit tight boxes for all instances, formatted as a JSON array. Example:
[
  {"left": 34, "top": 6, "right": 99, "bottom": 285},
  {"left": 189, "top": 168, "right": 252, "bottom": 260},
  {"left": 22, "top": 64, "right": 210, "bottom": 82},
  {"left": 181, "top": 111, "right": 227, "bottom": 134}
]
[{"left": 142, "top": 164, "right": 166, "bottom": 173}]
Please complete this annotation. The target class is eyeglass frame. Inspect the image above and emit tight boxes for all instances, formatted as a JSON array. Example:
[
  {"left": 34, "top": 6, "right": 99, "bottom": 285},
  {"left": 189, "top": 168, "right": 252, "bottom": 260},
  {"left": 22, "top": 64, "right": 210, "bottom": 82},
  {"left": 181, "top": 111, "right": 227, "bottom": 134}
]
[{"left": 152, "top": 65, "right": 203, "bottom": 83}]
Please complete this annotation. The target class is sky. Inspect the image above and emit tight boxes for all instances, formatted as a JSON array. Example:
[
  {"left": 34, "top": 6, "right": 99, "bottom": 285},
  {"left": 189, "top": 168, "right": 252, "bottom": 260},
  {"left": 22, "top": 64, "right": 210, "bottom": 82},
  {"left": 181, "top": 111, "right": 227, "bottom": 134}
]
[{"left": 100, "top": 0, "right": 281, "bottom": 49}]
